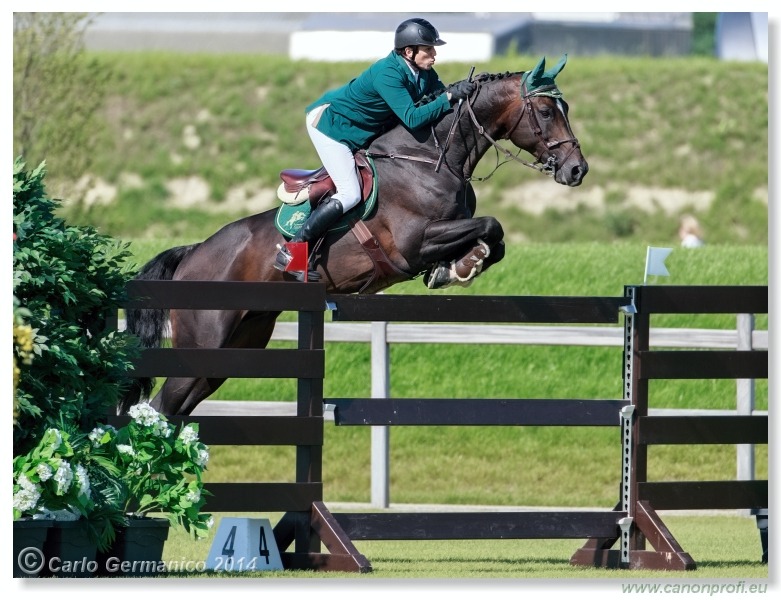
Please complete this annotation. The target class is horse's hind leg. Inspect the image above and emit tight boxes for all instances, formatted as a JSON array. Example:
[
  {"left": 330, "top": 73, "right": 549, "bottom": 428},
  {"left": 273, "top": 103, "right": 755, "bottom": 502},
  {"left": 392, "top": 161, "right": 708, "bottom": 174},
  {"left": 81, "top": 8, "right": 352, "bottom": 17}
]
[
  {"left": 152, "top": 377, "right": 226, "bottom": 416},
  {"left": 421, "top": 216, "right": 505, "bottom": 289},
  {"left": 152, "top": 311, "right": 280, "bottom": 415}
]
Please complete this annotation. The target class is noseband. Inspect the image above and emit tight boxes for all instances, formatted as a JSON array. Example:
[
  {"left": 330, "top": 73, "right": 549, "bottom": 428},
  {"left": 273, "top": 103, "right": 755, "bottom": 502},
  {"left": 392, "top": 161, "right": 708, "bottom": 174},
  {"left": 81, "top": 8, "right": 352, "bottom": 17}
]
[{"left": 464, "top": 78, "right": 580, "bottom": 180}]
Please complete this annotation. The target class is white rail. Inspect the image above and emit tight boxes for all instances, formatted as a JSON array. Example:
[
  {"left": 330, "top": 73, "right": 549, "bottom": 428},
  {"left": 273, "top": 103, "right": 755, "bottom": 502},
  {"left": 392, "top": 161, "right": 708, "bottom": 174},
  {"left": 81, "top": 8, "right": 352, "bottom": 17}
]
[{"left": 117, "top": 320, "right": 768, "bottom": 350}]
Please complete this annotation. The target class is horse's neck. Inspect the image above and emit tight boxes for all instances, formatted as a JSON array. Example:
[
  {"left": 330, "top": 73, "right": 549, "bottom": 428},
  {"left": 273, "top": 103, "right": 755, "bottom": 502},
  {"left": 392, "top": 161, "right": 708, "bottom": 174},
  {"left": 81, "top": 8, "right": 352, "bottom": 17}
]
[
  {"left": 371, "top": 76, "right": 517, "bottom": 177},
  {"left": 436, "top": 82, "right": 515, "bottom": 178}
]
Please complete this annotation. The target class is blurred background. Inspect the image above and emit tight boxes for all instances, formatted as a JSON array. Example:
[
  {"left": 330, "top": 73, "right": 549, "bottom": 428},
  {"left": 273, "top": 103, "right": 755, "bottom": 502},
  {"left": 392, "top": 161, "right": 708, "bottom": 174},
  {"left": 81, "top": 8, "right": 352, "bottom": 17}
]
[
  {"left": 81, "top": 12, "right": 768, "bottom": 62},
  {"left": 12, "top": 12, "right": 770, "bottom": 246}
]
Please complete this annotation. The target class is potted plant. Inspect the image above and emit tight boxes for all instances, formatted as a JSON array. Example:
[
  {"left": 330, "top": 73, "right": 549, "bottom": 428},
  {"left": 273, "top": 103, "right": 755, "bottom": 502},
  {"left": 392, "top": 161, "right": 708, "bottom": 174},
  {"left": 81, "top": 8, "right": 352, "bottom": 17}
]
[
  {"left": 91, "top": 403, "right": 213, "bottom": 576},
  {"left": 12, "top": 427, "right": 124, "bottom": 577}
]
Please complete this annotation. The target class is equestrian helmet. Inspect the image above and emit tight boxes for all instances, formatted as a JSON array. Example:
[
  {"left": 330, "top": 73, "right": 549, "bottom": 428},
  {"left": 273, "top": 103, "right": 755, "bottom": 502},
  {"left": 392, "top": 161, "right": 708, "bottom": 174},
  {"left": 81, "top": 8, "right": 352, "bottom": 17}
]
[{"left": 394, "top": 18, "right": 446, "bottom": 49}]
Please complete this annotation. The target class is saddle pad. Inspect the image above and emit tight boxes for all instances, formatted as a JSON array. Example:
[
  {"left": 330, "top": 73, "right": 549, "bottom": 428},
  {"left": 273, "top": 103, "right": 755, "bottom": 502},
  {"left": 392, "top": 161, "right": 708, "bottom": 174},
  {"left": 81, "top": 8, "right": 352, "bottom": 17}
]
[{"left": 274, "top": 156, "right": 378, "bottom": 238}]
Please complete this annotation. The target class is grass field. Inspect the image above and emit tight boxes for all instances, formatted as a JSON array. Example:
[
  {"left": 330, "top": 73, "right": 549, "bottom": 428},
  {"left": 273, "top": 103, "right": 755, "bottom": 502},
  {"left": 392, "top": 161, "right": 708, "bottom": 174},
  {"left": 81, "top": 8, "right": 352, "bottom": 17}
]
[
  {"left": 157, "top": 512, "right": 768, "bottom": 581},
  {"left": 121, "top": 241, "right": 768, "bottom": 507},
  {"left": 114, "top": 240, "right": 770, "bottom": 583},
  {"left": 48, "top": 53, "right": 767, "bottom": 247}
]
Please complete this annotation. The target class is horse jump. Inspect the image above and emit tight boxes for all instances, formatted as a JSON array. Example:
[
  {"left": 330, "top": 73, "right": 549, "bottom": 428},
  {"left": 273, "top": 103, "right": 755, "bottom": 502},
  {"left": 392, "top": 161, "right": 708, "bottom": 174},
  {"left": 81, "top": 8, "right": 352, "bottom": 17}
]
[
  {"left": 120, "top": 57, "right": 589, "bottom": 417},
  {"left": 118, "top": 282, "right": 768, "bottom": 571}
]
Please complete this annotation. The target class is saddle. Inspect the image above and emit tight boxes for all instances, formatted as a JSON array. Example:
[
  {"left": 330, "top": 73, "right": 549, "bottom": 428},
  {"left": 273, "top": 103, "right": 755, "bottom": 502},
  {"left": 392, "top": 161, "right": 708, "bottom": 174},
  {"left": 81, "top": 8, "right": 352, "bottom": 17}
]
[
  {"left": 275, "top": 152, "right": 407, "bottom": 291},
  {"left": 277, "top": 151, "right": 375, "bottom": 208}
]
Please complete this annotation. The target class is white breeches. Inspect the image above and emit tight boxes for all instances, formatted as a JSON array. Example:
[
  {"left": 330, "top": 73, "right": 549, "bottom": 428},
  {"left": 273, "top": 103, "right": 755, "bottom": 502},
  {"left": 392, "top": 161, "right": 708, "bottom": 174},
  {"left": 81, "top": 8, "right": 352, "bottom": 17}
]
[{"left": 305, "top": 105, "right": 362, "bottom": 213}]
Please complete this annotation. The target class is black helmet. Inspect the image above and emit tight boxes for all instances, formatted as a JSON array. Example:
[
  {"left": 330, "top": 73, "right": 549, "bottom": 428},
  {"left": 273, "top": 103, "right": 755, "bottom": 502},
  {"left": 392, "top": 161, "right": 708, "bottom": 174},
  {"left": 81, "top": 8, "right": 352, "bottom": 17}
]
[{"left": 394, "top": 18, "right": 446, "bottom": 49}]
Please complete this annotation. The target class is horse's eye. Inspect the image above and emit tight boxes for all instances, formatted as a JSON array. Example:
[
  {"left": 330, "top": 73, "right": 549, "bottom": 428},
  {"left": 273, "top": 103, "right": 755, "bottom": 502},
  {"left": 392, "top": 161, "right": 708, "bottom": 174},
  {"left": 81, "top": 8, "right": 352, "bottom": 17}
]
[{"left": 539, "top": 109, "right": 552, "bottom": 119}]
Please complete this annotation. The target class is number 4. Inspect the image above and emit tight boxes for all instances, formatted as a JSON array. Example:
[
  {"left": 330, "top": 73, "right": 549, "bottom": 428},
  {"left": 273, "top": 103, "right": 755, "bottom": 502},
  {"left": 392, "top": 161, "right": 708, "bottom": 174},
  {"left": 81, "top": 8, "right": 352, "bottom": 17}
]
[
  {"left": 222, "top": 525, "right": 237, "bottom": 557},
  {"left": 259, "top": 526, "right": 270, "bottom": 564}
]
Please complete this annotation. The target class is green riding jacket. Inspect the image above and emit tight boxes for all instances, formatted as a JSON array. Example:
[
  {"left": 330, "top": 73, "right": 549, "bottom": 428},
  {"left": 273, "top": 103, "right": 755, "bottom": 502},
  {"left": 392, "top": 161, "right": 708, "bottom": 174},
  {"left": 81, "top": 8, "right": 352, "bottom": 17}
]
[{"left": 306, "top": 50, "right": 450, "bottom": 151}]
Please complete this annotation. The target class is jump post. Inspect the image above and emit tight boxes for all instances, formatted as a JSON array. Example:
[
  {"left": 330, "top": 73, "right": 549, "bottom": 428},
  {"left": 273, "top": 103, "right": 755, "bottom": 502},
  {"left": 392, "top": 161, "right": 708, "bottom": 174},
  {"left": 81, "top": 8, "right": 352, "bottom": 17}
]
[{"left": 116, "top": 282, "right": 767, "bottom": 573}]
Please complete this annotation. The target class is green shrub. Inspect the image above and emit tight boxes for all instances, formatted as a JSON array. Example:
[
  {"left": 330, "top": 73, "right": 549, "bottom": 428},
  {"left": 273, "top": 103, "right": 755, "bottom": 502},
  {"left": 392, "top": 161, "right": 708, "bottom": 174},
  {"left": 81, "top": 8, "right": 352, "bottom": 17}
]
[{"left": 12, "top": 157, "right": 140, "bottom": 456}]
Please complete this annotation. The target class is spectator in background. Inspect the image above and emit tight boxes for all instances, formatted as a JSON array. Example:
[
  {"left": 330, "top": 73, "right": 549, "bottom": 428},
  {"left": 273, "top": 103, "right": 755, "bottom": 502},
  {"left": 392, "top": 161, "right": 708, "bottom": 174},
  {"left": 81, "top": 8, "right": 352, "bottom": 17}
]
[{"left": 678, "top": 214, "right": 705, "bottom": 248}]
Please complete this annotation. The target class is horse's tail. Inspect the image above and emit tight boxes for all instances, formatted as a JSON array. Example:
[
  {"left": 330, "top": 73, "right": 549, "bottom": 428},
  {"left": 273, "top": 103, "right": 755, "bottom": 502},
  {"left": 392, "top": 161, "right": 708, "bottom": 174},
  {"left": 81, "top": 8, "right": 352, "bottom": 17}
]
[{"left": 119, "top": 244, "right": 200, "bottom": 414}]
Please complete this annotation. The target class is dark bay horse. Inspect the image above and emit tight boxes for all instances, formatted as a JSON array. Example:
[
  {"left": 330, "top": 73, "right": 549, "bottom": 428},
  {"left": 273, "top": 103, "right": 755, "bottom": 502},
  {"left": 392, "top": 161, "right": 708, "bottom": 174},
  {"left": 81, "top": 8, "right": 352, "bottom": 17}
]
[{"left": 121, "top": 55, "right": 588, "bottom": 415}]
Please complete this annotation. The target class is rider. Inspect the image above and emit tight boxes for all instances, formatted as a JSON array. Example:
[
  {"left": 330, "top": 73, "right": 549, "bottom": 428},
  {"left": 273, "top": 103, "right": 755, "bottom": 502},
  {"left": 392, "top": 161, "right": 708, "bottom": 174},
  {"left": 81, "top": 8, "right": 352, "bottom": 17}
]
[{"left": 274, "top": 17, "right": 476, "bottom": 274}]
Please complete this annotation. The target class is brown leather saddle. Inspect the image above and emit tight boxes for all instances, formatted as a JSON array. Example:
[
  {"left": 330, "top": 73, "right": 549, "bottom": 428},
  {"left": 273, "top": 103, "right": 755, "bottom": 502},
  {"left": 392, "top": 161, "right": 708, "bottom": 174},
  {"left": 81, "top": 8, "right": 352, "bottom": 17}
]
[
  {"left": 278, "top": 151, "right": 375, "bottom": 208},
  {"left": 276, "top": 151, "right": 407, "bottom": 291}
]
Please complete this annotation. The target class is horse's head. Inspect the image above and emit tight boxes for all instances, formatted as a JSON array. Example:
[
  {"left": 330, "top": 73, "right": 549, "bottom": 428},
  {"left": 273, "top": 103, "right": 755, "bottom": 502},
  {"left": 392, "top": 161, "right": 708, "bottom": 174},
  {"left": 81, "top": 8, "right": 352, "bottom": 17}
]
[{"left": 469, "top": 56, "right": 589, "bottom": 187}]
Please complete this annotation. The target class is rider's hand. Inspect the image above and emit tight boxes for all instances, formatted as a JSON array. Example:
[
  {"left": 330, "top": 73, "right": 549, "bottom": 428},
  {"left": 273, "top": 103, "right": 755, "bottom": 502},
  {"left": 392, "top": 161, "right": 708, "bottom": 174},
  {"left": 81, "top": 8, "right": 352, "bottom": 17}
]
[{"left": 448, "top": 80, "right": 476, "bottom": 103}]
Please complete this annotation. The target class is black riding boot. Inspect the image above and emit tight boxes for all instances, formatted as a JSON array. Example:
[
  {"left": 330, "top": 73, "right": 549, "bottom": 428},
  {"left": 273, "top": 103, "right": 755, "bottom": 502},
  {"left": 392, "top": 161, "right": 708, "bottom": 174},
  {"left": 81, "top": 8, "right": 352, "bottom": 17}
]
[{"left": 274, "top": 197, "right": 344, "bottom": 275}]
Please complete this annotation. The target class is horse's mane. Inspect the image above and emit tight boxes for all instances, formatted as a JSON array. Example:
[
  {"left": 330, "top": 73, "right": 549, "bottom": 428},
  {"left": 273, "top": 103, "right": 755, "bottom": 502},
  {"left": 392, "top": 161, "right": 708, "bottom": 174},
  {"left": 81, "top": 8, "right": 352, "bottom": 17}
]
[{"left": 415, "top": 71, "right": 523, "bottom": 107}]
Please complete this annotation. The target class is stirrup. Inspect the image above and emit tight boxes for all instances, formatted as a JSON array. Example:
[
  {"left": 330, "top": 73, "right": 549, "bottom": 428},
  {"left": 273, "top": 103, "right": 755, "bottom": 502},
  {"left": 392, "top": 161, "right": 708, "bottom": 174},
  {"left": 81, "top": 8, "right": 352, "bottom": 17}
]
[
  {"left": 273, "top": 243, "right": 321, "bottom": 281},
  {"left": 273, "top": 245, "right": 291, "bottom": 270}
]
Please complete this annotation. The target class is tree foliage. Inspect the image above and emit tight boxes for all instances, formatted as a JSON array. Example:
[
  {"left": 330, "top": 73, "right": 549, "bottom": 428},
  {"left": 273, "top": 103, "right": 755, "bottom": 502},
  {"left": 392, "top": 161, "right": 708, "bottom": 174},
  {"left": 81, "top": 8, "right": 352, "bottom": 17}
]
[
  {"left": 13, "top": 13, "right": 112, "bottom": 181},
  {"left": 12, "top": 157, "right": 139, "bottom": 456},
  {"left": 691, "top": 12, "right": 718, "bottom": 56}
]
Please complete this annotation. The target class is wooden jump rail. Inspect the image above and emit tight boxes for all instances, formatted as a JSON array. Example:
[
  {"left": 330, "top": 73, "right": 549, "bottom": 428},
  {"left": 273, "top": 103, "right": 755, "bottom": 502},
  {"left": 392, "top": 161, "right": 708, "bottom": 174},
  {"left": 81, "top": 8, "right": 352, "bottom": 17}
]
[
  {"left": 112, "top": 280, "right": 370, "bottom": 572},
  {"left": 113, "top": 282, "right": 767, "bottom": 573},
  {"left": 325, "top": 287, "right": 768, "bottom": 571},
  {"left": 570, "top": 285, "right": 768, "bottom": 570},
  {"left": 324, "top": 293, "right": 633, "bottom": 570}
]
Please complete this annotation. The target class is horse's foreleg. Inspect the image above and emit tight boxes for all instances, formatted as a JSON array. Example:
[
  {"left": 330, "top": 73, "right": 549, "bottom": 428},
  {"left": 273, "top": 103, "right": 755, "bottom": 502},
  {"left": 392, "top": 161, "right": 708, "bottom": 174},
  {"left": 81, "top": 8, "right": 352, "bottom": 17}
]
[{"left": 420, "top": 216, "right": 504, "bottom": 289}]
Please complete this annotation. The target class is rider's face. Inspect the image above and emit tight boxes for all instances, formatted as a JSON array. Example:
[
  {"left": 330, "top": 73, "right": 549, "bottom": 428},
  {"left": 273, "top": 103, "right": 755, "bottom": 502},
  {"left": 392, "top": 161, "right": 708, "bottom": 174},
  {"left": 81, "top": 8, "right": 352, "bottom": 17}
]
[{"left": 406, "top": 45, "right": 437, "bottom": 70}]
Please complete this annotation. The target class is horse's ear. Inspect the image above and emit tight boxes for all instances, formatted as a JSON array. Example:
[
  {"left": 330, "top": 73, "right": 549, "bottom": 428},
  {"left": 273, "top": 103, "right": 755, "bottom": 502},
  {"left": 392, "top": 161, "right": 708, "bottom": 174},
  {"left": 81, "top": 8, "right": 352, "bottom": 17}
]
[
  {"left": 525, "top": 56, "right": 546, "bottom": 87},
  {"left": 542, "top": 54, "right": 568, "bottom": 81}
]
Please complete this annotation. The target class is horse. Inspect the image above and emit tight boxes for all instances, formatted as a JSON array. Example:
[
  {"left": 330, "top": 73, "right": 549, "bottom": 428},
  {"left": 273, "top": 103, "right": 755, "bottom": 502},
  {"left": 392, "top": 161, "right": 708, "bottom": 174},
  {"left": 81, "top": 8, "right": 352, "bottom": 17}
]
[{"left": 120, "top": 55, "right": 588, "bottom": 416}]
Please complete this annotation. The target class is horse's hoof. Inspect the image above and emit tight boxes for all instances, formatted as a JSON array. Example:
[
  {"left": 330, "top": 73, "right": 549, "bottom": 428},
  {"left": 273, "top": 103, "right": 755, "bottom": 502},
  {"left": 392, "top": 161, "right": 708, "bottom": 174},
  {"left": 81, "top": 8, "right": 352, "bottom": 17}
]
[
  {"left": 288, "top": 269, "right": 321, "bottom": 282},
  {"left": 424, "top": 263, "right": 453, "bottom": 289}
]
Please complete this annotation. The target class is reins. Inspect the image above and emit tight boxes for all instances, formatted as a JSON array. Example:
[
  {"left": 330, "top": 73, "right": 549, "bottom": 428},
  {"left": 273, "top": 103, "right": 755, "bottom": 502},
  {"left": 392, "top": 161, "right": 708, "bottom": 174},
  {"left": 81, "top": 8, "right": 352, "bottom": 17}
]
[
  {"left": 368, "top": 72, "right": 579, "bottom": 184},
  {"left": 464, "top": 79, "right": 581, "bottom": 183}
]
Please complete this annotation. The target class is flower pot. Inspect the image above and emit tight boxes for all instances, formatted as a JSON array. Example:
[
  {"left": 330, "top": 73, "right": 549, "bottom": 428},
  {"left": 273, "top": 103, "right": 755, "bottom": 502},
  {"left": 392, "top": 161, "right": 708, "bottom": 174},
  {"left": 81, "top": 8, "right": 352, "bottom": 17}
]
[
  {"left": 13, "top": 519, "right": 53, "bottom": 578},
  {"left": 41, "top": 520, "right": 98, "bottom": 578},
  {"left": 96, "top": 517, "right": 170, "bottom": 577}
]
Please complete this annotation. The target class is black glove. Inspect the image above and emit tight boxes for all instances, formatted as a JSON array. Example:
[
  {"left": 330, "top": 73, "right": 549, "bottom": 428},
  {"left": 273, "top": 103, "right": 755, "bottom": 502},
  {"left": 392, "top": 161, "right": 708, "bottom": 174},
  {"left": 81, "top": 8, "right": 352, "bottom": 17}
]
[{"left": 449, "top": 80, "right": 476, "bottom": 102}]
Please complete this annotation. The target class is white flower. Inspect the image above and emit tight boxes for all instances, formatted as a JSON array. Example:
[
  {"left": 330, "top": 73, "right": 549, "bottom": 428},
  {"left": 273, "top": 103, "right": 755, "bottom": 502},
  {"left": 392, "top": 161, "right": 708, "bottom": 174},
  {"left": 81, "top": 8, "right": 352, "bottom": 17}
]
[
  {"left": 46, "top": 428, "right": 63, "bottom": 450},
  {"left": 53, "top": 461, "right": 73, "bottom": 495},
  {"left": 17, "top": 474, "right": 38, "bottom": 491},
  {"left": 13, "top": 475, "right": 41, "bottom": 512},
  {"left": 184, "top": 489, "right": 201, "bottom": 503},
  {"left": 36, "top": 463, "right": 53, "bottom": 481},
  {"left": 117, "top": 444, "right": 136, "bottom": 457},
  {"left": 206, "top": 516, "right": 215, "bottom": 530},
  {"left": 178, "top": 425, "right": 199, "bottom": 444},
  {"left": 88, "top": 426, "right": 113, "bottom": 446},
  {"left": 194, "top": 448, "right": 209, "bottom": 467},
  {"left": 75, "top": 464, "right": 91, "bottom": 499},
  {"left": 153, "top": 420, "right": 172, "bottom": 438},
  {"left": 129, "top": 403, "right": 162, "bottom": 427}
]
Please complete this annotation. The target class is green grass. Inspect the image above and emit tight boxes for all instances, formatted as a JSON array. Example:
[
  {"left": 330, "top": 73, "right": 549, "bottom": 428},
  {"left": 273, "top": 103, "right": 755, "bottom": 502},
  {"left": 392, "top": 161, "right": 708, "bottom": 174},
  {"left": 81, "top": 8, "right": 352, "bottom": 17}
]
[
  {"left": 158, "top": 513, "right": 768, "bottom": 580},
  {"left": 117, "top": 240, "right": 767, "bottom": 578},
  {"left": 47, "top": 53, "right": 767, "bottom": 246},
  {"left": 119, "top": 240, "right": 768, "bottom": 507}
]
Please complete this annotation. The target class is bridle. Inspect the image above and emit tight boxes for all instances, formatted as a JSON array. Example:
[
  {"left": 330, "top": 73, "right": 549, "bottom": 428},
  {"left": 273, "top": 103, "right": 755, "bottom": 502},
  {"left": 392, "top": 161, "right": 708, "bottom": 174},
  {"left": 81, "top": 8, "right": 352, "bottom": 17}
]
[
  {"left": 367, "top": 72, "right": 580, "bottom": 183},
  {"left": 462, "top": 77, "right": 580, "bottom": 182}
]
